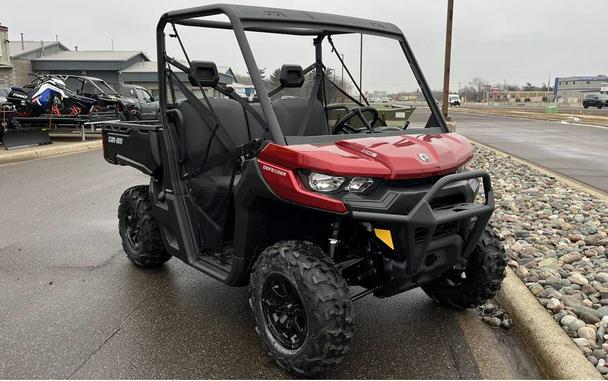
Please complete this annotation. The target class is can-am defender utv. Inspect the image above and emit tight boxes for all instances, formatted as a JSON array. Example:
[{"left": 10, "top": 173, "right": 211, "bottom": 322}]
[{"left": 102, "top": 4, "right": 506, "bottom": 376}]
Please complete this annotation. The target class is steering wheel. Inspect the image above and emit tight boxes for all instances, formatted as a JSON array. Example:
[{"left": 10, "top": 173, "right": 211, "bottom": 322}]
[{"left": 333, "top": 106, "right": 379, "bottom": 134}]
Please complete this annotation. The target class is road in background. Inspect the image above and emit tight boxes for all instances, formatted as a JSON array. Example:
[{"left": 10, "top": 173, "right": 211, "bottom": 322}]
[
  {"left": 452, "top": 111, "right": 608, "bottom": 192},
  {"left": 0, "top": 151, "right": 540, "bottom": 379},
  {"left": 460, "top": 103, "right": 608, "bottom": 117}
]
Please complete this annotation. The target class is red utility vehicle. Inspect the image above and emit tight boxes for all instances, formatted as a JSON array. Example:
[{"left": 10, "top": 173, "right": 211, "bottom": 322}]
[{"left": 102, "top": 4, "right": 506, "bottom": 376}]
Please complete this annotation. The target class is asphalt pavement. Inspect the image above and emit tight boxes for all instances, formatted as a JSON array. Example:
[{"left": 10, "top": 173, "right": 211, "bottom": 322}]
[
  {"left": 451, "top": 111, "right": 608, "bottom": 192},
  {"left": 0, "top": 150, "right": 540, "bottom": 379},
  {"left": 462, "top": 103, "right": 608, "bottom": 117}
]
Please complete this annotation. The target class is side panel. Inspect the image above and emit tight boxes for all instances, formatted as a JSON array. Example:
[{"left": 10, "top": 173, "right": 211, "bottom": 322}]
[{"left": 102, "top": 124, "right": 162, "bottom": 175}]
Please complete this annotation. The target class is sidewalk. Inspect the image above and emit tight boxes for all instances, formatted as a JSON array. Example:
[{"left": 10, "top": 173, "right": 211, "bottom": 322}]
[{"left": 0, "top": 138, "right": 102, "bottom": 165}]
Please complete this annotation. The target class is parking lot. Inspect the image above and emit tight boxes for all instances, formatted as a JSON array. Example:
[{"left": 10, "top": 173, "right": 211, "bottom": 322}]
[
  {"left": 452, "top": 111, "right": 608, "bottom": 192},
  {"left": 0, "top": 150, "right": 540, "bottom": 379}
]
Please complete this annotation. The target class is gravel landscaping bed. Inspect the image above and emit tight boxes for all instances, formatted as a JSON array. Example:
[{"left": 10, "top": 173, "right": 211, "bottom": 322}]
[{"left": 471, "top": 144, "right": 608, "bottom": 377}]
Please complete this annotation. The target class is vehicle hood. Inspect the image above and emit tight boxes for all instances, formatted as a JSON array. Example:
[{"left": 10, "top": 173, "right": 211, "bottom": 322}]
[{"left": 259, "top": 133, "right": 473, "bottom": 180}]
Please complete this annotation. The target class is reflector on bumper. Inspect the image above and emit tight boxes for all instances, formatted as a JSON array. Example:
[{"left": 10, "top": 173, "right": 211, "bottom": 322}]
[{"left": 374, "top": 228, "right": 394, "bottom": 250}]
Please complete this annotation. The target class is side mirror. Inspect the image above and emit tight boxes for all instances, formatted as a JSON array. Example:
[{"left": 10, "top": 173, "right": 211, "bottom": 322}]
[
  {"left": 189, "top": 61, "right": 219, "bottom": 87},
  {"left": 279, "top": 65, "right": 304, "bottom": 88},
  {"left": 149, "top": 96, "right": 155, "bottom": 102}
]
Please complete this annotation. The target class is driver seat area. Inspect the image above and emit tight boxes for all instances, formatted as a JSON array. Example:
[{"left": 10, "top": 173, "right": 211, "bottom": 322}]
[{"left": 272, "top": 97, "right": 329, "bottom": 137}]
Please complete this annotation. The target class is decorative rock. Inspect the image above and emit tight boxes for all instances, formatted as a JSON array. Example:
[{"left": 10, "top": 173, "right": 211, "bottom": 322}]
[
  {"left": 595, "top": 273, "right": 608, "bottom": 284},
  {"left": 580, "top": 311, "right": 602, "bottom": 324},
  {"left": 574, "top": 338, "right": 589, "bottom": 347},
  {"left": 516, "top": 266, "right": 529, "bottom": 278},
  {"left": 528, "top": 283, "right": 544, "bottom": 296},
  {"left": 592, "top": 349, "right": 607, "bottom": 360},
  {"left": 489, "top": 317, "right": 502, "bottom": 327},
  {"left": 597, "top": 306, "right": 608, "bottom": 318},
  {"left": 538, "top": 257, "right": 560, "bottom": 269},
  {"left": 561, "top": 253, "right": 582, "bottom": 264},
  {"left": 569, "top": 272, "right": 589, "bottom": 286},
  {"left": 470, "top": 145, "right": 608, "bottom": 374},
  {"left": 561, "top": 295, "right": 583, "bottom": 307},
  {"left": 546, "top": 298, "right": 561, "bottom": 311},
  {"left": 561, "top": 315, "right": 578, "bottom": 327},
  {"left": 589, "top": 355, "right": 599, "bottom": 366},
  {"left": 579, "top": 326, "right": 597, "bottom": 342},
  {"left": 554, "top": 310, "right": 568, "bottom": 322},
  {"left": 569, "top": 319, "right": 586, "bottom": 331}
]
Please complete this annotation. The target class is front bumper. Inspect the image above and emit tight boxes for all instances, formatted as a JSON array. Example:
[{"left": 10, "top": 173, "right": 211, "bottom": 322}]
[{"left": 350, "top": 171, "right": 494, "bottom": 296}]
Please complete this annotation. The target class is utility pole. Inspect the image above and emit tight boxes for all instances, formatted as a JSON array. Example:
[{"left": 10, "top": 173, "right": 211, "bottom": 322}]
[
  {"left": 359, "top": 33, "right": 363, "bottom": 103},
  {"left": 441, "top": 0, "right": 454, "bottom": 119},
  {"left": 111, "top": 38, "right": 114, "bottom": 51},
  {"left": 340, "top": 53, "right": 344, "bottom": 88}
]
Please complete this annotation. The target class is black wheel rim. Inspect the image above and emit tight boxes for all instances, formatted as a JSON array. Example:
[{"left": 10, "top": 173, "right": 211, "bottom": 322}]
[
  {"left": 125, "top": 206, "right": 140, "bottom": 250},
  {"left": 261, "top": 274, "right": 307, "bottom": 350}
]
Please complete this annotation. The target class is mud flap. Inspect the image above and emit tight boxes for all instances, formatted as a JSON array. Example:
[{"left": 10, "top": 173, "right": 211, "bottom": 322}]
[{"left": 2, "top": 128, "right": 52, "bottom": 150}]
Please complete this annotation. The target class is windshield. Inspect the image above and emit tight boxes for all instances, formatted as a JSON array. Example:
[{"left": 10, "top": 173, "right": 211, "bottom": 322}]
[
  {"left": 244, "top": 32, "right": 442, "bottom": 135},
  {"left": 118, "top": 85, "right": 136, "bottom": 97},
  {"left": 94, "top": 80, "right": 118, "bottom": 95}
]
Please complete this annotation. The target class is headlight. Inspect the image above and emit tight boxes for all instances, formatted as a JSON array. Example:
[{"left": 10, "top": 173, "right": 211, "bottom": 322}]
[
  {"left": 308, "top": 172, "right": 345, "bottom": 192},
  {"left": 345, "top": 177, "right": 375, "bottom": 193}
]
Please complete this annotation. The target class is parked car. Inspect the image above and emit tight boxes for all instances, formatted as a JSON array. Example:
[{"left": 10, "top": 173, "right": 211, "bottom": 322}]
[
  {"left": 448, "top": 94, "right": 461, "bottom": 106},
  {"left": 582, "top": 94, "right": 608, "bottom": 109},
  {"left": 116, "top": 84, "right": 160, "bottom": 120}
]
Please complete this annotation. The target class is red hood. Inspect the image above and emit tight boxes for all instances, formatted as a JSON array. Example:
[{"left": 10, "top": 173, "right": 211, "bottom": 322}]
[{"left": 259, "top": 133, "right": 473, "bottom": 180}]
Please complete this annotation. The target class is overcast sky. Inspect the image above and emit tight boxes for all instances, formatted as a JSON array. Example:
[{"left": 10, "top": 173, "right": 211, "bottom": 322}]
[{"left": 2, "top": 0, "right": 607, "bottom": 93}]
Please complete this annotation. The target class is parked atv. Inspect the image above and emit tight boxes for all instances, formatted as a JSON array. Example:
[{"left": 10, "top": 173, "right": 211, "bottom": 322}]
[{"left": 102, "top": 4, "right": 506, "bottom": 376}]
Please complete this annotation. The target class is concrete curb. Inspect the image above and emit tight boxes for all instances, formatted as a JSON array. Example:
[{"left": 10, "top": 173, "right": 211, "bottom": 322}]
[
  {"left": 496, "top": 268, "right": 602, "bottom": 379},
  {"left": 0, "top": 140, "right": 102, "bottom": 166}
]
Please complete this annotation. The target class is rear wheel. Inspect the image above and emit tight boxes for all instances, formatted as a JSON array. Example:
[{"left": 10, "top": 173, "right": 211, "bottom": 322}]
[
  {"left": 422, "top": 225, "right": 506, "bottom": 309},
  {"left": 249, "top": 240, "right": 353, "bottom": 376},
  {"left": 584, "top": 104, "right": 589, "bottom": 109},
  {"left": 598, "top": 104, "right": 603, "bottom": 109},
  {"left": 118, "top": 185, "right": 171, "bottom": 267}
]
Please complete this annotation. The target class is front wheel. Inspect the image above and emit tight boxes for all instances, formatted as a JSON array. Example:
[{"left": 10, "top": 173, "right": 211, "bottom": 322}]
[
  {"left": 249, "top": 241, "right": 354, "bottom": 376},
  {"left": 598, "top": 104, "right": 603, "bottom": 109},
  {"left": 118, "top": 185, "right": 171, "bottom": 267},
  {"left": 584, "top": 104, "right": 589, "bottom": 109},
  {"left": 422, "top": 225, "right": 506, "bottom": 309}
]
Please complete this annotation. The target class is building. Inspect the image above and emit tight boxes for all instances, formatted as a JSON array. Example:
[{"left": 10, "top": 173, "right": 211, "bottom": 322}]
[
  {"left": 491, "top": 90, "right": 552, "bottom": 103},
  {"left": 554, "top": 75, "right": 608, "bottom": 103},
  {"left": 0, "top": 25, "right": 70, "bottom": 86},
  {"left": 32, "top": 50, "right": 149, "bottom": 85},
  {"left": 119, "top": 61, "right": 238, "bottom": 97}
]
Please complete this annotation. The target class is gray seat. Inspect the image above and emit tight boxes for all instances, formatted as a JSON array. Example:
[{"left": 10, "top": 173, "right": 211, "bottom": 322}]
[
  {"left": 177, "top": 98, "right": 254, "bottom": 168},
  {"left": 272, "top": 97, "right": 329, "bottom": 136}
]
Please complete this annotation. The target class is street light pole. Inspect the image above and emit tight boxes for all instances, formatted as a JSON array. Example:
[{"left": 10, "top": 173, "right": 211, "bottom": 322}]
[{"left": 441, "top": 0, "right": 454, "bottom": 119}]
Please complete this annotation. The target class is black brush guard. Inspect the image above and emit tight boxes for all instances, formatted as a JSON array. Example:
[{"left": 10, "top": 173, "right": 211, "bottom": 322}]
[{"left": 351, "top": 170, "right": 494, "bottom": 285}]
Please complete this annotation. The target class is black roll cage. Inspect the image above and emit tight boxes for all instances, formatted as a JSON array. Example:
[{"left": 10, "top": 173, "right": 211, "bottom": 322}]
[{"left": 156, "top": 3, "right": 448, "bottom": 147}]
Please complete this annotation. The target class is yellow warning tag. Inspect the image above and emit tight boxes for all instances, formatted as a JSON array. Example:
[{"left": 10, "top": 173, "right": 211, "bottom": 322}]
[{"left": 374, "top": 228, "right": 394, "bottom": 250}]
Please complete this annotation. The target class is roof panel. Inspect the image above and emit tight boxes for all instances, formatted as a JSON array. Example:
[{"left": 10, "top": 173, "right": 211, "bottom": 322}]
[
  {"left": 32, "top": 50, "right": 149, "bottom": 62},
  {"left": 166, "top": 3, "right": 402, "bottom": 37}
]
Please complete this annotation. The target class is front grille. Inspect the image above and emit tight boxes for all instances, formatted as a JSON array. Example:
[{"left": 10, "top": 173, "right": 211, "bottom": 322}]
[
  {"left": 391, "top": 176, "right": 442, "bottom": 188},
  {"left": 414, "top": 222, "right": 458, "bottom": 243},
  {"left": 430, "top": 194, "right": 466, "bottom": 209}
]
